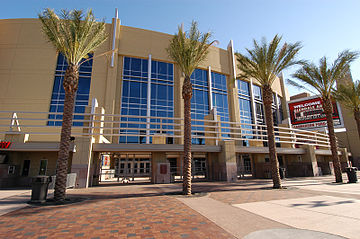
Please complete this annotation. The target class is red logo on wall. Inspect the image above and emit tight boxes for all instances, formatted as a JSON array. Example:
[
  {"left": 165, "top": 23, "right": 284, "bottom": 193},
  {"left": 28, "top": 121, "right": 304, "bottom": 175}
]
[{"left": 0, "top": 142, "right": 11, "bottom": 149}]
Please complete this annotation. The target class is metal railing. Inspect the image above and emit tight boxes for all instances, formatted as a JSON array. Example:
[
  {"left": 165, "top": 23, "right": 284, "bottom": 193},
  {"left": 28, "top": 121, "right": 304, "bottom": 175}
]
[{"left": 0, "top": 110, "right": 331, "bottom": 148}]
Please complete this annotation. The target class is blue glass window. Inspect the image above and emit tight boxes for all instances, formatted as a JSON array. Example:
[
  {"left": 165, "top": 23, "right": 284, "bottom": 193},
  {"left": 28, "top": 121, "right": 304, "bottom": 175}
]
[
  {"left": 211, "top": 72, "right": 230, "bottom": 138},
  {"left": 237, "top": 79, "right": 254, "bottom": 146},
  {"left": 150, "top": 60, "right": 174, "bottom": 139},
  {"left": 191, "top": 69, "right": 209, "bottom": 145},
  {"left": 238, "top": 79, "right": 250, "bottom": 96},
  {"left": 120, "top": 57, "right": 149, "bottom": 144},
  {"left": 253, "top": 84, "right": 262, "bottom": 100},
  {"left": 48, "top": 53, "right": 93, "bottom": 126},
  {"left": 120, "top": 57, "right": 174, "bottom": 144}
]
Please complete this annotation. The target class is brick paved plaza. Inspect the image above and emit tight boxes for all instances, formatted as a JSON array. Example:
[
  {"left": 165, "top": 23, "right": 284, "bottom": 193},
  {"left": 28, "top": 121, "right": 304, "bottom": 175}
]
[{"left": 1, "top": 175, "right": 360, "bottom": 239}]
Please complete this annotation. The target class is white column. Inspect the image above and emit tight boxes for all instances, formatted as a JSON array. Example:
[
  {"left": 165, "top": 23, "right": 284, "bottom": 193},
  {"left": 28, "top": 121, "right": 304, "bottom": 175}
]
[
  {"left": 146, "top": 55, "right": 152, "bottom": 144},
  {"left": 275, "top": 92, "right": 281, "bottom": 125},
  {"left": 227, "top": 40, "right": 237, "bottom": 80},
  {"left": 208, "top": 66, "right": 213, "bottom": 111},
  {"left": 110, "top": 8, "right": 119, "bottom": 67},
  {"left": 249, "top": 79, "right": 257, "bottom": 125}
]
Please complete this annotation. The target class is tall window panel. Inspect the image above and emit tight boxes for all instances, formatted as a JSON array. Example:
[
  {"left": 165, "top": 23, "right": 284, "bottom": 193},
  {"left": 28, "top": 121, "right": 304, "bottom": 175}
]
[
  {"left": 120, "top": 57, "right": 174, "bottom": 144},
  {"left": 191, "top": 69, "right": 209, "bottom": 145},
  {"left": 237, "top": 79, "right": 253, "bottom": 146},
  {"left": 277, "top": 95, "right": 284, "bottom": 122},
  {"left": 150, "top": 60, "right": 174, "bottom": 141},
  {"left": 211, "top": 72, "right": 230, "bottom": 138},
  {"left": 48, "top": 53, "right": 93, "bottom": 126},
  {"left": 120, "top": 57, "right": 149, "bottom": 143},
  {"left": 253, "top": 84, "right": 265, "bottom": 124}
]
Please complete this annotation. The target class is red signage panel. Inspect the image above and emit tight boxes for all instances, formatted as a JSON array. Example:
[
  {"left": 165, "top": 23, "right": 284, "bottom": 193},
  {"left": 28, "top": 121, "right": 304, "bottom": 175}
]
[
  {"left": 288, "top": 97, "right": 342, "bottom": 130},
  {"left": 0, "top": 142, "right": 11, "bottom": 149}
]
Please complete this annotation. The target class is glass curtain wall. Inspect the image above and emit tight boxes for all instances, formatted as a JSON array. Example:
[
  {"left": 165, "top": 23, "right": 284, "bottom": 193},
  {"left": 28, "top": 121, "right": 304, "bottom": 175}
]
[
  {"left": 237, "top": 79, "right": 253, "bottom": 146},
  {"left": 190, "top": 69, "right": 209, "bottom": 145},
  {"left": 150, "top": 60, "right": 174, "bottom": 142},
  {"left": 48, "top": 53, "right": 93, "bottom": 126},
  {"left": 211, "top": 72, "right": 230, "bottom": 138},
  {"left": 120, "top": 56, "right": 174, "bottom": 143},
  {"left": 120, "top": 57, "right": 148, "bottom": 143}
]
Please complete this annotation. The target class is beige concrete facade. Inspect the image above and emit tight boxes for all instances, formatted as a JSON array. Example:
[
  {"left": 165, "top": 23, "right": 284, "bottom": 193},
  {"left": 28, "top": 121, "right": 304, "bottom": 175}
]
[{"left": 0, "top": 18, "right": 348, "bottom": 188}]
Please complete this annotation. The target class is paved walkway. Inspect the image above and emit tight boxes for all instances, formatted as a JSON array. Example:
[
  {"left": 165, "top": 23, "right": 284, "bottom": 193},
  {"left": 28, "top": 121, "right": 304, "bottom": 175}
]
[
  {"left": 0, "top": 175, "right": 359, "bottom": 238},
  {"left": 0, "top": 184, "right": 233, "bottom": 239},
  {"left": 0, "top": 189, "right": 31, "bottom": 216}
]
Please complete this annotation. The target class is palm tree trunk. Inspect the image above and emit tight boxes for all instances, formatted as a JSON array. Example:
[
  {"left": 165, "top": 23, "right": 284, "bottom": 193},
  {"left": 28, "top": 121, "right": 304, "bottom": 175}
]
[
  {"left": 354, "top": 110, "right": 360, "bottom": 141},
  {"left": 323, "top": 97, "right": 342, "bottom": 183},
  {"left": 182, "top": 76, "right": 193, "bottom": 195},
  {"left": 263, "top": 85, "right": 281, "bottom": 188},
  {"left": 54, "top": 64, "right": 79, "bottom": 202}
]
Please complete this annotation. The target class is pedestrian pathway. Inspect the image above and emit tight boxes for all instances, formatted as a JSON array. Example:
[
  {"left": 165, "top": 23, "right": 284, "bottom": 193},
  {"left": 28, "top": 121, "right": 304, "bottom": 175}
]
[
  {"left": 233, "top": 195, "right": 360, "bottom": 239},
  {"left": 0, "top": 175, "right": 359, "bottom": 238},
  {"left": 0, "top": 189, "right": 31, "bottom": 216},
  {"left": 177, "top": 195, "right": 290, "bottom": 239},
  {"left": 0, "top": 184, "right": 234, "bottom": 239}
]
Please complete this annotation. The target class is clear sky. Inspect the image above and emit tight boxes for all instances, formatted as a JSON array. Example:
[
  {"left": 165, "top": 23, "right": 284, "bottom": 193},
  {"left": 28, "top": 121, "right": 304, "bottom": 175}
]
[{"left": 3, "top": 0, "right": 360, "bottom": 96}]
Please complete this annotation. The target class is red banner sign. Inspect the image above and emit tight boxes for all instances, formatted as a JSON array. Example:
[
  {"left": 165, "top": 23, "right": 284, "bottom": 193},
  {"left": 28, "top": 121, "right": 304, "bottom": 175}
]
[
  {"left": 0, "top": 142, "right": 11, "bottom": 149},
  {"left": 288, "top": 97, "right": 341, "bottom": 129}
]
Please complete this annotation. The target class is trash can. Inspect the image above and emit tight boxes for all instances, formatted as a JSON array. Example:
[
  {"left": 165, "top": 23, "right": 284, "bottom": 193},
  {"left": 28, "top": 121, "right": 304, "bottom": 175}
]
[
  {"left": 345, "top": 167, "right": 358, "bottom": 183},
  {"left": 279, "top": 168, "right": 286, "bottom": 179},
  {"left": 31, "top": 176, "right": 51, "bottom": 203}
]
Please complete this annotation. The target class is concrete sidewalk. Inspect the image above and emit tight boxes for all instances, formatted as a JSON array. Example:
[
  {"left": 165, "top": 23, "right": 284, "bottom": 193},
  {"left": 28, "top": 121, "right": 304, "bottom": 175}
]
[
  {"left": 177, "top": 195, "right": 290, "bottom": 238},
  {"left": 0, "top": 189, "right": 31, "bottom": 216},
  {"left": 0, "top": 175, "right": 359, "bottom": 238},
  {"left": 234, "top": 195, "right": 360, "bottom": 239},
  {"left": 158, "top": 176, "right": 360, "bottom": 239}
]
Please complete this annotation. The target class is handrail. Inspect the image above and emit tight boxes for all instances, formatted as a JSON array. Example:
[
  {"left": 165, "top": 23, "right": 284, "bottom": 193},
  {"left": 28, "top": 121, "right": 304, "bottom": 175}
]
[{"left": 0, "top": 110, "right": 331, "bottom": 148}]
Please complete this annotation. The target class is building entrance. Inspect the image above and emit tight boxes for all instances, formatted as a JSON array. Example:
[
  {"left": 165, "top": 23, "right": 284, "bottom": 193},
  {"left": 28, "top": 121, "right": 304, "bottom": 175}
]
[
  {"left": 237, "top": 154, "right": 253, "bottom": 178},
  {"left": 99, "top": 153, "right": 151, "bottom": 183}
]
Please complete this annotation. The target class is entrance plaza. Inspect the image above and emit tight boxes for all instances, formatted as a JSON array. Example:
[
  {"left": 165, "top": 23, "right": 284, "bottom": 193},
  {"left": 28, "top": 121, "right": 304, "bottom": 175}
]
[{"left": 1, "top": 175, "right": 360, "bottom": 239}]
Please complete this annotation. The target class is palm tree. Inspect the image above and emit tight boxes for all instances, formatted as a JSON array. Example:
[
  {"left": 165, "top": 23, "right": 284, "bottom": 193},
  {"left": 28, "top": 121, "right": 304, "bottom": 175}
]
[
  {"left": 236, "top": 35, "right": 302, "bottom": 188},
  {"left": 39, "top": 9, "right": 107, "bottom": 202},
  {"left": 167, "top": 21, "right": 216, "bottom": 195},
  {"left": 334, "top": 80, "right": 360, "bottom": 141},
  {"left": 289, "top": 50, "right": 358, "bottom": 183}
]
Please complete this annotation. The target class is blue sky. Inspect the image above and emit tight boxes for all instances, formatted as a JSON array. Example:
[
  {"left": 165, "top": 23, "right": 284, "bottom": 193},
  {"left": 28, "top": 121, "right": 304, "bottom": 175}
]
[{"left": 3, "top": 0, "right": 360, "bottom": 96}]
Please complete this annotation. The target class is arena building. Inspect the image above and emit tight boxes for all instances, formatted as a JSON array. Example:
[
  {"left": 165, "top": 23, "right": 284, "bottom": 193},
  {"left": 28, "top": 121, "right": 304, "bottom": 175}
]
[{"left": 0, "top": 13, "right": 352, "bottom": 188}]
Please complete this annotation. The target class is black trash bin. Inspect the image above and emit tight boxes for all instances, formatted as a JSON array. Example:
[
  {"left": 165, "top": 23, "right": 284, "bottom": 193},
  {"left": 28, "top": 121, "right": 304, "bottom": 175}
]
[
  {"left": 345, "top": 167, "right": 358, "bottom": 183},
  {"left": 279, "top": 168, "right": 286, "bottom": 179},
  {"left": 31, "top": 176, "right": 51, "bottom": 203}
]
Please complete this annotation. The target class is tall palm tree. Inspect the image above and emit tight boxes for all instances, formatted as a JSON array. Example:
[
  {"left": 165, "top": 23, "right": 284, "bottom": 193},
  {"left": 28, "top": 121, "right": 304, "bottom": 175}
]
[
  {"left": 236, "top": 35, "right": 302, "bottom": 188},
  {"left": 39, "top": 9, "right": 107, "bottom": 202},
  {"left": 167, "top": 21, "right": 216, "bottom": 195},
  {"left": 289, "top": 50, "right": 358, "bottom": 183},
  {"left": 334, "top": 80, "right": 360, "bottom": 142}
]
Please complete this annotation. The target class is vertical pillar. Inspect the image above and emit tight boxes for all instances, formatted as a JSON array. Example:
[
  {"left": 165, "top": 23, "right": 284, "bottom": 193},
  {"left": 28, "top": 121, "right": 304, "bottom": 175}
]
[
  {"left": 151, "top": 152, "right": 170, "bottom": 183},
  {"left": 303, "top": 144, "right": 320, "bottom": 177},
  {"left": 146, "top": 54, "right": 152, "bottom": 144},
  {"left": 219, "top": 140, "right": 237, "bottom": 182},
  {"left": 226, "top": 40, "right": 241, "bottom": 124},
  {"left": 105, "top": 14, "right": 121, "bottom": 142},
  {"left": 204, "top": 113, "right": 221, "bottom": 146},
  {"left": 71, "top": 137, "right": 94, "bottom": 188},
  {"left": 279, "top": 73, "right": 291, "bottom": 125}
]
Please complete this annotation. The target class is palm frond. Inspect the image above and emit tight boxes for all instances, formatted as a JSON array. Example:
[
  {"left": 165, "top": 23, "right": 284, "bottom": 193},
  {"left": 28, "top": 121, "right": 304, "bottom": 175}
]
[
  {"left": 166, "top": 21, "right": 215, "bottom": 78},
  {"left": 334, "top": 80, "right": 360, "bottom": 112},
  {"left": 38, "top": 8, "right": 108, "bottom": 65},
  {"left": 291, "top": 50, "right": 358, "bottom": 100},
  {"left": 287, "top": 79, "right": 317, "bottom": 95},
  {"left": 236, "top": 35, "right": 302, "bottom": 88}
]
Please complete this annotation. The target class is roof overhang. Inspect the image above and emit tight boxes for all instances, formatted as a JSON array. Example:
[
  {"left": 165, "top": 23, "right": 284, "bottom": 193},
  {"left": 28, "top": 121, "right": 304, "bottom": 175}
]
[
  {"left": 92, "top": 143, "right": 221, "bottom": 153},
  {"left": 0, "top": 142, "right": 75, "bottom": 152}
]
